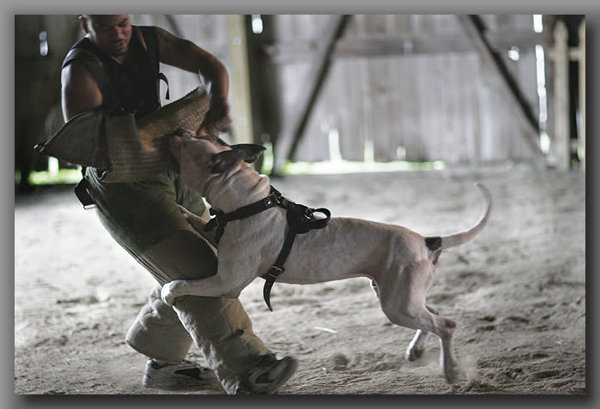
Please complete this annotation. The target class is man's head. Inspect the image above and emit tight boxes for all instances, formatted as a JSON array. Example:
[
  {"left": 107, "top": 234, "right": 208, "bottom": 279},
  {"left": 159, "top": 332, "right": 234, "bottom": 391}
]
[{"left": 79, "top": 14, "right": 132, "bottom": 60}]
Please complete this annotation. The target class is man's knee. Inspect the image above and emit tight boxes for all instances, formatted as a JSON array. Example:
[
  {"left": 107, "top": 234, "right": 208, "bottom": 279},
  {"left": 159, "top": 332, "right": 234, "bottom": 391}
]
[
  {"left": 126, "top": 286, "right": 193, "bottom": 362},
  {"left": 142, "top": 229, "right": 218, "bottom": 283}
]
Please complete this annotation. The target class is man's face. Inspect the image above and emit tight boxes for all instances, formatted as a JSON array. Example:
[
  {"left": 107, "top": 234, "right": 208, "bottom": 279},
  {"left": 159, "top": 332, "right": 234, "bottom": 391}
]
[{"left": 83, "top": 15, "right": 132, "bottom": 59}]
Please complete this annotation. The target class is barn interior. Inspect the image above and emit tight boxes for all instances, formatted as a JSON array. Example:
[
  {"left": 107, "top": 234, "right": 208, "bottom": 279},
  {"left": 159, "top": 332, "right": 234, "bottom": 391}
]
[{"left": 14, "top": 14, "right": 586, "bottom": 395}]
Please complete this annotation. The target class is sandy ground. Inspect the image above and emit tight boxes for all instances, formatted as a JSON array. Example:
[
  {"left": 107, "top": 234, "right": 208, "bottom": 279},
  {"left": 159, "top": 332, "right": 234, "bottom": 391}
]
[{"left": 14, "top": 164, "right": 586, "bottom": 396}]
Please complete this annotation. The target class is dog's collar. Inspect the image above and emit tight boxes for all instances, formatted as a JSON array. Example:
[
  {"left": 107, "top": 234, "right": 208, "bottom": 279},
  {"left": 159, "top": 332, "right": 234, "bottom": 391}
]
[{"left": 204, "top": 186, "right": 331, "bottom": 311}]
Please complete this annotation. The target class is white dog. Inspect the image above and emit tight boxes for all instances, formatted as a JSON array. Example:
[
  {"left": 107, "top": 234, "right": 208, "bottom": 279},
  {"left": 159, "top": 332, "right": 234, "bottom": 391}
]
[{"left": 163, "top": 135, "right": 492, "bottom": 384}]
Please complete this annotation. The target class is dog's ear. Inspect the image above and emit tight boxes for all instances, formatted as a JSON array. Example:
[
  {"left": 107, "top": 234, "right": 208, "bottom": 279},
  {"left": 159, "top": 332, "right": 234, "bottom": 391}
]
[
  {"left": 209, "top": 150, "right": 247, "bottom": 174},
  {"left": 210, "top": 150, "right": 244, "bottom": 174},
  {"left": 230, "top": 144, "right": 266, "bottom": 164},
  {"left": 209, "top": 144, "right": 266, "bottom": 174}
]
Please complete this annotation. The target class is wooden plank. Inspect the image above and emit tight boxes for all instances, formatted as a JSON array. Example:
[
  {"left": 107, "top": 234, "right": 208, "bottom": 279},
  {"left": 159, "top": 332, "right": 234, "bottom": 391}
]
[
  {"left": 295, "top": 71, "right": 331, "bottom": 162},
  {"left": 367, "top": 57, "right": 389, "bottom": 161},
  {"left": 336, "top": 59, "right": 365, "bottom": 161},
  {"left": 476, "top": 58, "right": 497, "bottom": 162},
  {"left": 357, "top": 57, "right": 375, "bottom": 162},
  {"left": 444, "top": 54, "right": 461, "bottom": 163},
  {"left": 267, "top": 31, "right": 542, "bottom": 63},
  {"left": 402, "top": 56, "right": 422, "bottom": 161},
  {"left": 411, "top": 55, "right": 430, "bottom": 161},
  {"left": 382, "top": 56, "right": 403, "bottom": 162},
  {"left": 393, "top": 56, "right": 410, "bottom": 161},
  {"left": 272, "top": 15, "right": 351, "bottom": 174},
  {"left": 463, "top": 53, "right": 482, "bottom": 163},
  {"left": 431, "top": 54, "right": 447, "bottom": 161},
  {"left": 457, "top": 15, "right": 545, "bottom": 161}
]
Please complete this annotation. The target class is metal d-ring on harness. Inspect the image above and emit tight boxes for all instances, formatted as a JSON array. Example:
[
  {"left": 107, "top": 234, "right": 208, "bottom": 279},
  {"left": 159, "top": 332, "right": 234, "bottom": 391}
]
[{"left": 204, "top": 187, "right": 331, "bottom": 311}]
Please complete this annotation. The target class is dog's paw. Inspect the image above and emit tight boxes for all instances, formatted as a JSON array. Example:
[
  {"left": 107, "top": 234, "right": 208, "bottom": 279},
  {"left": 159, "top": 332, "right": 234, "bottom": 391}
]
[
  {"left": 443, "top": 361, "right": 465, "bottom": 384},
  {"left": 161, "top": 281, "right": 184, "bottom": 306},
  {"left": 406, "top": 345, "right": 426, "bottom": 362}
]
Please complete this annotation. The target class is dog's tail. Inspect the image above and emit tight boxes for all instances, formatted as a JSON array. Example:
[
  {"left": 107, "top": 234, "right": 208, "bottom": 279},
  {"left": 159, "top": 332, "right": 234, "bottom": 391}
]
[{"left": 426, "top": 183, "right": 492, "bottom": 263}]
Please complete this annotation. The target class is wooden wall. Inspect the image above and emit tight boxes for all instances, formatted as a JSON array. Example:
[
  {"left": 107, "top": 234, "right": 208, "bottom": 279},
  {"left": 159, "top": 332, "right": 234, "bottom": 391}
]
[{"left": 268, "top": 15, "right": 541, "bottom": 165}]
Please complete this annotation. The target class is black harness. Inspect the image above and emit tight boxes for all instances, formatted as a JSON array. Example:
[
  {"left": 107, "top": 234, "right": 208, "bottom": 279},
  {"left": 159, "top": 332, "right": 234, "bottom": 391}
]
[{"left": 205, "top": 187, "right": 331, "bottom": 311}]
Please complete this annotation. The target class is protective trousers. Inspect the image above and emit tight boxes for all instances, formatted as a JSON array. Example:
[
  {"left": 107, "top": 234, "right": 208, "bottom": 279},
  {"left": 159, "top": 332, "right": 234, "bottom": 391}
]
[{"left": 83, "top": 168, "right": 271, "bottom": 394}]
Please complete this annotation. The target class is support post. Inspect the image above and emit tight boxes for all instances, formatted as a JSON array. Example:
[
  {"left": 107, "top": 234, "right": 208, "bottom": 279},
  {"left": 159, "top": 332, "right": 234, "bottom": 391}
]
[
  {"left": 576, "top": 20, "right": 585, "bottom": 168},
  {"left": 244, "top": 15, "right": 282, "bottom": 173},
  {"left": 227, "top": 14, "right": 253, "bottom": 144},
  {"left": 550, "top": 20, "right": 570, "bottom": 171}
]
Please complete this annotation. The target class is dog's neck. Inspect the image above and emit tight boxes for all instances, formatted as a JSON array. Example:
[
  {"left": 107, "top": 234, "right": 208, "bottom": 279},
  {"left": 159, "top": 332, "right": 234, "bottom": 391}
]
[{"left": 204, "top": 163, "right": 272, "bottom": 213}]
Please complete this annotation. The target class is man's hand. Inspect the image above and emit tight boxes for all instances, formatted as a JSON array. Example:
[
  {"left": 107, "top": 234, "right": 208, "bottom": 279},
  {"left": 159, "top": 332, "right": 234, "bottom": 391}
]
[
  {"left": 155, "top": 26, "right": 232, "bottom": 140},
  {"left": 197, "top": 101, "right": 232, "bottom": 139}
]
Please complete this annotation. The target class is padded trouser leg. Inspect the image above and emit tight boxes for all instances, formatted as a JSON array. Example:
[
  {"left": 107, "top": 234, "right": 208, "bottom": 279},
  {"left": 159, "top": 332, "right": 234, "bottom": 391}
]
[{"left": 125, "top": 286, "right": 193, "bottom": 363}]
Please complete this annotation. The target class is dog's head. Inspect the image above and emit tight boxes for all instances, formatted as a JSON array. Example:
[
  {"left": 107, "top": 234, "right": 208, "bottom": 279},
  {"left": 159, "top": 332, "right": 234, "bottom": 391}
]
[{"left": 169, "top": 133, "right": 265, "bottom": 194}]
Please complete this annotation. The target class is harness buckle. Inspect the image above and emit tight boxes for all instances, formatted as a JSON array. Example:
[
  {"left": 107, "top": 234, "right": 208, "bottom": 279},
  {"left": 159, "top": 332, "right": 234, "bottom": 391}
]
[
  {"left": 303, "top": 207, "right": 314, "bottom": 220},
  {"left": 205, "top": 216, "right": 220, "bottom": 232},
  {"left": 263, "top": 265, "right": 285, "bottom": 312},
  {"left": 264, "top": 265, "right": 284, "bottom": 280},
  {"left": 74, "top": 178, "right": 96, "bottom": 210}
]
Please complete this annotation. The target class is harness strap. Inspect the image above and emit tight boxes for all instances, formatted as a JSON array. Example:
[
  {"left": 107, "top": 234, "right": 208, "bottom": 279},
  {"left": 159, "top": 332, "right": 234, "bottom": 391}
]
[
  {"left": 205, "top": 187, "right": 283, "bottom": 243},
  {"left": 262, "top": 204, "right": 331, "bottom": 311},
  {"left": 158, "top": 72, "right": 170, "bottom": 100},
  {"left": 203, "top": 186, "right": 332, "bottom": 311},
  {"left": 261, "top": 234, "right": 296, "bottom": 312},
  {"left": 74, "top": 175, "right": 96, "bottom": 209},
  {"left": 62, "top": 47, "right": 119, "bottom": 114}
]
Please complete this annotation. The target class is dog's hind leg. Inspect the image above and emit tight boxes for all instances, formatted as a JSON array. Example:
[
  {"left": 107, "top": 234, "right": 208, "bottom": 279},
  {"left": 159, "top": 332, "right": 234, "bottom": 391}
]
[
  {"left": 406, "top": 329, "right": 429, "bottom": 361},
  {"left": 378, "top": 264, "right": 461, "bottom": 383},
  {"left": 419, "top": 311, "right": 461, "bottom": 384},
  {"left": 387, "top": 308, "right": 461, "bottom": 383},
  {"left": 370, "top": 280, "right": 380, "bottom": 298},
  {"left": 405, "top": 305, "right": 439, "bottom": 361}
]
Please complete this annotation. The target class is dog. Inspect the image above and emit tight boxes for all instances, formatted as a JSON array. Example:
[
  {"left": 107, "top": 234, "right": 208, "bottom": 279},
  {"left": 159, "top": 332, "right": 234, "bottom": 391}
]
[{"left": 163, "top": 134, "right": 492, "bottom": 384}]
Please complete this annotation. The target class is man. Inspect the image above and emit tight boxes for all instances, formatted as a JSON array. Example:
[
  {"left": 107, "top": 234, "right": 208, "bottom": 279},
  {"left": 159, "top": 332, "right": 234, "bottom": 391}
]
[{"left": 60, "top": 14, "right": 296, "bottom": 394}]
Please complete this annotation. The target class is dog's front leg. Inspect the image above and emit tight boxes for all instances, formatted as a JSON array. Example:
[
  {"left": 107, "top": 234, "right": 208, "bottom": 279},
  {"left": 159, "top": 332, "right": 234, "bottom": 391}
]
[
  {"left": 178, "top": 205, "right": 218, "bottom": 247},
  {"left": 161, "top": 274, "right": 244, "bottom": 306}
]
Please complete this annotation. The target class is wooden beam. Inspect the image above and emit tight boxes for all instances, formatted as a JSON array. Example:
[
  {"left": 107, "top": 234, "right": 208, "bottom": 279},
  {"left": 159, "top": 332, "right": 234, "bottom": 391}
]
[
  {"left": 272, "top": 15, "right": 350, "bottom": 175},
  {"left": 227, "top": 15, "right": 253, "bottom": 144},
  {"left": 577, "top": 20, "right": 585, "bottom": 168},
  {"left": 457, "top": 15, "right": 546, "bottom": 160},
  {"left": 266, "top": 31, "right": 543, "bottom": 63},
  {"left": 244, "top": 15, "right": 282, "bottom": 172},
  {"left": 549, "top": 20, "right": 571, "bottom": 171}
]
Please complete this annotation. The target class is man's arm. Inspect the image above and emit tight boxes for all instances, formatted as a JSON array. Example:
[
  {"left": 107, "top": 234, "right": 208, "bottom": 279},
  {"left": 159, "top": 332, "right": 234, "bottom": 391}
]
[
  {"left": 61, "top": 60, "right": 103, "bottom": 121},
  {"left": 155, "top": 26, "right": 231, "bottom": 135}
]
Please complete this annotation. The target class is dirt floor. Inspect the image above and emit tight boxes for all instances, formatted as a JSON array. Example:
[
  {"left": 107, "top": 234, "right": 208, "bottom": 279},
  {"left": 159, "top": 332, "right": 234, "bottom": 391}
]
[{"left": 14, "top": 164, "right": 586, "bottom": 396}]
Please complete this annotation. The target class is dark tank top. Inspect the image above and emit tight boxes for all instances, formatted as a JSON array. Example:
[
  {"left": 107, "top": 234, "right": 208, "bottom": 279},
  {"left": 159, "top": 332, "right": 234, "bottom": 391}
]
[{"left": 62, "top": 26, "right": 165, "bottom": 118}]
